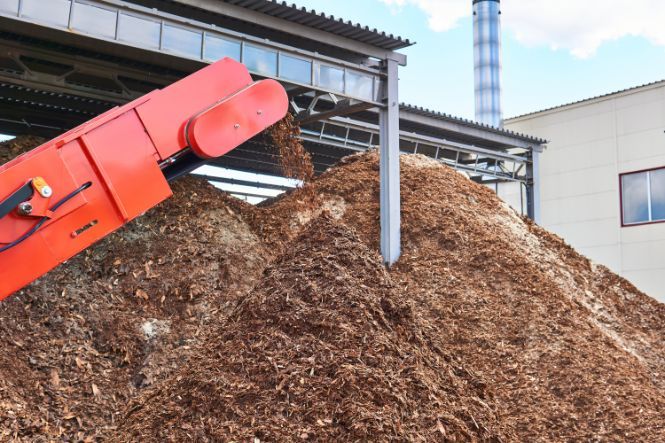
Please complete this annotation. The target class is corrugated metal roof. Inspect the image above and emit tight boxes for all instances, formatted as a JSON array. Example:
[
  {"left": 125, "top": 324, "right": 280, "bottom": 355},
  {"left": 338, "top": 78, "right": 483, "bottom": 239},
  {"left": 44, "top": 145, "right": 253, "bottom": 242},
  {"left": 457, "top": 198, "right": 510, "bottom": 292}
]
[
  {"left": 402, "top": 104, "right": 548, "bottom": 145},
  {"left": 508, "top": 79, "right": 665, "bottom": 120},
  {"left": 220, "top": 0, "right": 414, "bottom": 50}
]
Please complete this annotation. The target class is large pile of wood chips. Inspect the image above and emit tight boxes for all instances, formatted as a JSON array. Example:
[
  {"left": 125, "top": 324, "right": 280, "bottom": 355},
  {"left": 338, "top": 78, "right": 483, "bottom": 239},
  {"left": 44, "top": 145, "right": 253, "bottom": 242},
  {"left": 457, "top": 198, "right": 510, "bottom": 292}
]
[{"left": 1, "top": 137, "right": 665, "bottom": 442}]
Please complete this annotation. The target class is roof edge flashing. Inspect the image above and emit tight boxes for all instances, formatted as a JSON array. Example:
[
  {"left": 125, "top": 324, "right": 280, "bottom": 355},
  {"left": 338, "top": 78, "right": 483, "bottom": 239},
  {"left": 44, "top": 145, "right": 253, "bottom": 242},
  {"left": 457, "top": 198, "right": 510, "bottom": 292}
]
[
  {"left": 165, "top": 0, "right": 412, "bottom": 63},
  {"left": 507, "top": 79, "right": 665, "bottom": 121},
  {"left": 401, "top": 104, "right": 547, "bottom": 146}
]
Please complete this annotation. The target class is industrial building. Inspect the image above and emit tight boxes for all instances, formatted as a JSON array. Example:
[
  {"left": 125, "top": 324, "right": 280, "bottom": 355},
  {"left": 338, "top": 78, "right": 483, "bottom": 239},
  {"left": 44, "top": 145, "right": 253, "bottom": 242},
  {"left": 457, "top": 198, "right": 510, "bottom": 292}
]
[
  {"left": 0, "top": 0, "right": 544, "bottom": 265},
  {"left": 504, "top": 81, "right": 665, "bottom": 302},
  {"left": 3, "top": 2, "right": 665, "bottom": 440}
]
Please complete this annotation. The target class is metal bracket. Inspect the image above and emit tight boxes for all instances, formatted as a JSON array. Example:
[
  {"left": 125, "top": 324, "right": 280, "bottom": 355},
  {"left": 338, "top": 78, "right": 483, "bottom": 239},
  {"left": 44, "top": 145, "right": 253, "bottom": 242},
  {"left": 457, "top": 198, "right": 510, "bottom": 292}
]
[
  {"left": 292, "top": 92, "right": 374, "bottom": 124},
  {"left": 0, "top": 181, "right": 33, "bottom": 220}
]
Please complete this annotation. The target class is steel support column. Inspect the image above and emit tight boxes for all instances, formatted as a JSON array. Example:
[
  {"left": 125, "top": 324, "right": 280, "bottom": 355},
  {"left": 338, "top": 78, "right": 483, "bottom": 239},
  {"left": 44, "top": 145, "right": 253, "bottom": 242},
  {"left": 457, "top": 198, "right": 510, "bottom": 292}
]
[
  {"left": 379, "top": 57, "right": 400, "bottom": 265},
  {"left": 526, "top": 148, "right": 542, "bottom": 224}
]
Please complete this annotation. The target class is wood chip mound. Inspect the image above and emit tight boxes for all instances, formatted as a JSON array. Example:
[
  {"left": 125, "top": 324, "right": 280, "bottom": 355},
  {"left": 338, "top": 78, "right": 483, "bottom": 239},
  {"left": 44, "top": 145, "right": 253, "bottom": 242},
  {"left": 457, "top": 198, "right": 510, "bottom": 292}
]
[
  {"left": 0, "top": 137, "right": 270, "bottom": 440},
  {"left": 117, "top": 215, "right": 512, "bottom": 441},
  {"left": 0, "top": 136, "right": 46, "bottom": 164},
  {"left": 1, "top": 137, "right": 665, "bottom": 442}
]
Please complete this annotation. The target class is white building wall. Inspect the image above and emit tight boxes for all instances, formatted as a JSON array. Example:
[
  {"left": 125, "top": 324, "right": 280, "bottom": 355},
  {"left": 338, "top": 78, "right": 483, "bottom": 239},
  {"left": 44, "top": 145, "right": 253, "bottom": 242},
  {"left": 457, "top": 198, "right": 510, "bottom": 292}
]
[
  {"left": 490, "top": 181, "right": 524, "bottom": 215},
  {"left": 504, "top": 82, "right": 665, "bottom": 302}
]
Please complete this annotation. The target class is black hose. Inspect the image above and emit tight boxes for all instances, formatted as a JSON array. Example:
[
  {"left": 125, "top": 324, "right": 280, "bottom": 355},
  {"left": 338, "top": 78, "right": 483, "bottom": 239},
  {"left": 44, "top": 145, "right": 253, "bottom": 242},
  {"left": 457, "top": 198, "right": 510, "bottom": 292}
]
[{"left": 0, "top": 181, "right": 93, "bottom": 253}]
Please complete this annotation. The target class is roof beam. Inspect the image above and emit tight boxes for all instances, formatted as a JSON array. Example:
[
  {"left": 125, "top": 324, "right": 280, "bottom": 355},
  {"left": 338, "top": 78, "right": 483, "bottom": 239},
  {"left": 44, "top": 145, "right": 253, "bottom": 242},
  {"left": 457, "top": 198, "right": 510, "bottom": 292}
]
[
  {"left": 218, "top": 189, "right": 277, "bottom": 200},
  {"left": 191, "top": 173, "right": 294, "bottom": 192},
  {"left": 294, "top": 97, "right": 375, "bottom": 125},
  {"left": 399, "top": 109, "right": 539, "bottom": 151}
]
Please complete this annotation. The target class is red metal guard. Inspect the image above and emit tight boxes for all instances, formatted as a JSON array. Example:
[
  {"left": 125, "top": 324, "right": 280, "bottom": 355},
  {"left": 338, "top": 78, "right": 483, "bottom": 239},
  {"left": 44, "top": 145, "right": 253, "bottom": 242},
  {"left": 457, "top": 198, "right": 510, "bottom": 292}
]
[{"left": 0, "top": 58, "right": 288, "bottom": 300}]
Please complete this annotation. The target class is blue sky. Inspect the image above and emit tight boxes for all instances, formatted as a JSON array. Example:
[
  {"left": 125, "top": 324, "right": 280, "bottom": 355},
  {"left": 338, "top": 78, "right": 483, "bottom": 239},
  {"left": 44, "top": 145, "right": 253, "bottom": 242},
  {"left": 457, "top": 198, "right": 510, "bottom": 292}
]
[{"left": 294, "top": 0, "right": 665, "bottom": 120}]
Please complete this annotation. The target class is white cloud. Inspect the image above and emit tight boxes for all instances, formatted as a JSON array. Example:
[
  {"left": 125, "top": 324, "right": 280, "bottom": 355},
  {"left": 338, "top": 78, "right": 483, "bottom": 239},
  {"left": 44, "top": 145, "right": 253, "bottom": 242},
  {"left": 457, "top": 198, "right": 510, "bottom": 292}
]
[
  {"left": 380, "top": 0, "right": 665, "bottom": 58},
  {"left": 382, "top": 0, "right": 469, "bottom": 32}
]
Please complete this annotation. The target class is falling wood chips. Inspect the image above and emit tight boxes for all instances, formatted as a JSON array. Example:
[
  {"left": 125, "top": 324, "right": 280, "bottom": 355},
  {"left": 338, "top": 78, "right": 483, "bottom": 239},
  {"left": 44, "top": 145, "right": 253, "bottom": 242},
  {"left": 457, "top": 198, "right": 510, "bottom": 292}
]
[
  {"left": 1, "top": 137, "right": 665, "bottom": 442},
  {"left": 268, "top": 113, "right": 314, "bottom": 182}
]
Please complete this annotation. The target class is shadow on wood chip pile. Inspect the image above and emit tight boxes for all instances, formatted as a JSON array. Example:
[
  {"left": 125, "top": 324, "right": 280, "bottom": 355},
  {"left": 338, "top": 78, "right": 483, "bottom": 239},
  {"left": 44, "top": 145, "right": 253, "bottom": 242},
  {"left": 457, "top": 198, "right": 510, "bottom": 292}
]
[{"left": 1, "top": 137, "right": 665, "bottom": 442}]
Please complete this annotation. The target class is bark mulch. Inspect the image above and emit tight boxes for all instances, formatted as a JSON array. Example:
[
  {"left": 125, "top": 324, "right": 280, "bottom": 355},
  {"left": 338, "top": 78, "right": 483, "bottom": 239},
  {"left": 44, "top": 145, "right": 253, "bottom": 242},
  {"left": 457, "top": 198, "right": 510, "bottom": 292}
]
[
  {"left": 117, "top": 215, "right": 512, "bottom": 441},
  {"left": 0, "top": 136, "right": 270, "bottom": 441},
  {"left": 1, "top": 137, "right": 664, "bottom": 442}
]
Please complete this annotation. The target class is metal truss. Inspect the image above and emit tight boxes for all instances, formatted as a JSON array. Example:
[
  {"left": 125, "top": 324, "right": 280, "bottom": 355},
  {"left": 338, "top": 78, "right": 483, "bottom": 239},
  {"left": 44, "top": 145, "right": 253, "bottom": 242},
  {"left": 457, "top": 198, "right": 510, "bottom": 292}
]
[
  {"left": 0, "top": 37, "right": 178, "bottom": 105},
  {"left": 290, "top": 92, "right": 375, "bottom": 125},
  {"left": 299, "top": 116, "right": 531, "bottom": 183}
]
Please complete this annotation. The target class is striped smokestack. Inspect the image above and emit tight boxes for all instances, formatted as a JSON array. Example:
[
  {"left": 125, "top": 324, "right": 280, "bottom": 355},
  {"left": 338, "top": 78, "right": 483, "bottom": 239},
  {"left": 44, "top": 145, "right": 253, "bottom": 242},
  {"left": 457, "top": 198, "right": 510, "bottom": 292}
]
[{"left": 473, "top": 0, "right": 503, "bottom": 127}]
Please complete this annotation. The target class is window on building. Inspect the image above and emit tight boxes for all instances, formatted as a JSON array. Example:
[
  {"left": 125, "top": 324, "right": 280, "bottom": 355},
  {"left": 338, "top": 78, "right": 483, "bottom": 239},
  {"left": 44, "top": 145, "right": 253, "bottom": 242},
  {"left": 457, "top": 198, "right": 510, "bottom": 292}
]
[
  {"left": 0, "top": 0, "right": 19, "bottom": 14},
  {"left": 22, "top": 0, "right": 71, "bottom": 26},
  {"left": 117, "top": 13, "right": 161, "bottom": 49},
  {"left": 620, "top": 167, "right": 665, "bottom": 225},
  {"left": 345, "top": 71, "right": 373, "bottom": 100},
  {"left": 203, "top": 35, "right": 240, "bottom": 62},
  {"left": 317, "top": 65, "right": 344, "bottom": 93},
  {"left": 163, "top": 25, "right": 202, "bottom": 58},
  {"left": 278, "top": 54, "right": 312, "bottom": 84},
  {"left": 243, "top": 45, "right": 277, "bottom": 77},
  {"left": 72, "top": 2, "right": 117, "bottom": 39}
]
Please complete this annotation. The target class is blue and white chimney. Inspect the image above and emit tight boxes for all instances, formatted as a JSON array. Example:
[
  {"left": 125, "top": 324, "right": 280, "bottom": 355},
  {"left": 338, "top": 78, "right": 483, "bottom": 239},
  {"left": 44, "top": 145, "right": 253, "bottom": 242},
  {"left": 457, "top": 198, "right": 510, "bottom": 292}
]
[{"left": 473, "top": 0, "right": 503, "bottom": 127}]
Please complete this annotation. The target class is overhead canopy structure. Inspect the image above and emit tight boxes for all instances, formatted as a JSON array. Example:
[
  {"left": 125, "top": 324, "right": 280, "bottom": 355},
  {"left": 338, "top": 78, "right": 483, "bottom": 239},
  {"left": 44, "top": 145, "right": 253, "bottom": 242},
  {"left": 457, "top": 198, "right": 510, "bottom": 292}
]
[{"left": 0, "top": 0, "right": 545, "bottom": 263}]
